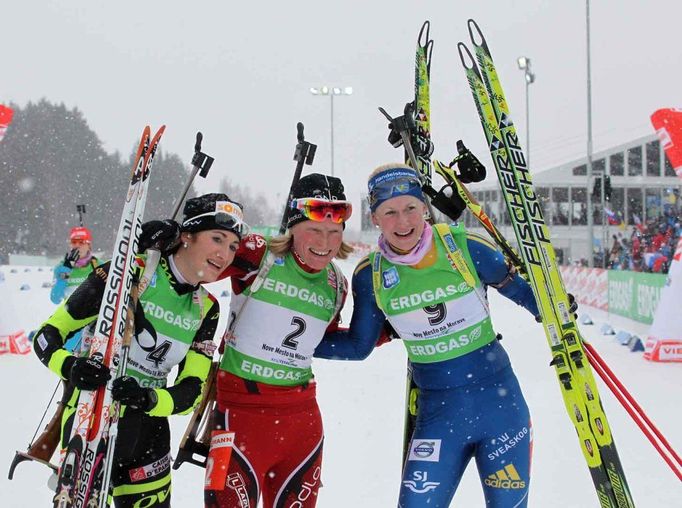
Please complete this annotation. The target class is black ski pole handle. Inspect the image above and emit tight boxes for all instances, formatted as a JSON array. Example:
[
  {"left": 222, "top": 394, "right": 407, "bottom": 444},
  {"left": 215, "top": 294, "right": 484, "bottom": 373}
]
[
  {"left": 281, "top": 123, "right": 317, "bottom": 234},
  {"left": 195, "top": 132, "right": 203, "bottom": 153},
  {"left": 170, "top": 132, "right": 215, "bottom": 220}
]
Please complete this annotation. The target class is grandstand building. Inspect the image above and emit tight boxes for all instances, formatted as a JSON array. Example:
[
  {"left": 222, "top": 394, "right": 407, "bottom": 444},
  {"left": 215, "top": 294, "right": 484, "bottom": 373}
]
[{"left": 463, "top": 134, "right": 681, "bottom": 264}]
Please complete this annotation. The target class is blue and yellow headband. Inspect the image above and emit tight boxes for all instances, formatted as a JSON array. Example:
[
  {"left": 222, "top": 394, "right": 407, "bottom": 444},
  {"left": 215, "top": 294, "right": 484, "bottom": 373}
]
[{"left": 367, "top": 165, "right": 425, "bottom": 212}]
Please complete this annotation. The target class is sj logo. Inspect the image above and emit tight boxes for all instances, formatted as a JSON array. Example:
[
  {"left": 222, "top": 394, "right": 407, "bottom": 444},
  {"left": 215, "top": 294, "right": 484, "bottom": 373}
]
[{"left": 402, "top": 470, "right": 440, "bottom": 494}]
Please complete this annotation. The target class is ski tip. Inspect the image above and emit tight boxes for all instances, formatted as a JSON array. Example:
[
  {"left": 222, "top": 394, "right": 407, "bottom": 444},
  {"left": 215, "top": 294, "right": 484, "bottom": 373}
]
[
  {"left": 151, "top": 125, "right": 166, "bottom": 142},
  {"left": 467, "top": 19, "right": 486, "bottom": 48},
  {"left": 418, "top": 20, "right": 431, "bottom": 46},
  {"left": 457, "top": 42, "right": 476, "bottom": 69}
]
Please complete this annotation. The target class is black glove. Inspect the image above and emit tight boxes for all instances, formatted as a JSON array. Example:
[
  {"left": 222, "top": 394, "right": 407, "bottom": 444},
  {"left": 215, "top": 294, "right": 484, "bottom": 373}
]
[
  {"left": 568, "top": 293, "right": 578, "bottom": 318},
  {"left": 62, "top": 356, "right": 111, "bottom": 390},
  {"left": 454, "top": 141, "right": 486, "bottom": 184},
  {"left": 386, "top": 102, "right": 434, "bottom": 159},
  {"left": 387, "top": 122, "right": 404, "bottom": 149},
  {"left": 388, "top": 125, "right": 435, "bottom": 159},
  {"left": 111, "top": 376, "right": 157, "bottom": 412},
  {"left": 63, "top": 248, "right": 81, "bottom": 269},
  {"left": 429, "top": 184, "right": 467, "bottom": 222},
  {"left": 138, "top": 219, "right": 181, "bottom": 253}
]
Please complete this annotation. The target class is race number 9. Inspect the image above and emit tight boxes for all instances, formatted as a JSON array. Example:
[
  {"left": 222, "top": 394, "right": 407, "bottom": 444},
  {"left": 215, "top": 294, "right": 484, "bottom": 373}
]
[{"left": 424, "top": 303, "right": 446, "bottom": 326}]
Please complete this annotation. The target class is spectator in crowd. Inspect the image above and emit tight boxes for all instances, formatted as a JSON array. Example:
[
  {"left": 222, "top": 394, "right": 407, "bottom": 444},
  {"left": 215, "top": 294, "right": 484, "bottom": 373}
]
[{"left": 603, "top": 204, "right": 680, "bottom": 274}]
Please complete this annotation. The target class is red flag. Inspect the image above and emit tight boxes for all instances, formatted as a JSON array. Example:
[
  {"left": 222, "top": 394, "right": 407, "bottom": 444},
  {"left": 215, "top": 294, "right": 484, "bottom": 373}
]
[
  {"left": 0, "top": 104, "right": 14, "bottom": 141},
  {"left": 651, "top": 108, "right": 682, "bottom": 178},
  {"left": 0, "top": 104, "right": 13, "bottom": 142}
]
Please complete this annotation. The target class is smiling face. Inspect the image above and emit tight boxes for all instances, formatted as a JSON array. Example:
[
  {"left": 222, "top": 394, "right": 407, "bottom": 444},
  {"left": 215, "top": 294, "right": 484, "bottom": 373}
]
[
  {"left": 372, "top": 195, "right": 427, "bottom": 252},
  {"left": 290, "top": 219, "right": 344, "bottom": 271},
  {"left": 174, "top": 229, "right": 240, "bottom": 284}
]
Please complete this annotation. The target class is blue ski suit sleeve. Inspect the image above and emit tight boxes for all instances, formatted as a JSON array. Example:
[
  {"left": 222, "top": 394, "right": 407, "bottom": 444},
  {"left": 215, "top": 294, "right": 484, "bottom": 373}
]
[
  {"left": 465, "top": 235, "right": 539, "bottom": 317},
  {"left": 315, "top": 235, "right": 539, "bottom": 360},
  {"left": 314, "top": 257, "right": 385, "bottom": 360},
  {"left": 50, "top": 265, "right": 71, "bottom": 304}
]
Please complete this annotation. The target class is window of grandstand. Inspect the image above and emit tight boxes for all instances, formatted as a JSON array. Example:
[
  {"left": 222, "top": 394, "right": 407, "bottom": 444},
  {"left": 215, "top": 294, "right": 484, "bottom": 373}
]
[
  {"left": 593, "top": 195, "right": 603, "bottom": 225},
  {"left": 572, "top": 164, "right": 586, "bottom": 176},
  {"left": 551, "top": 187, "right": 569, "bottom": 225},
  {"left": 626, "top": 187, "right": 643, "bottom": 224},
  {"left": 628, "top": 145, "right": 642, "bottom": 176},
  {"left": 646, "top": 140, "right": 661, "bottom": 177},
  {"left": 663, "top": 188, "right": 680, "bottom": 210},
  {"left": 610, "top": 187, "right": 625, "bottom": 219},
  {"left": 664, "top": 155, "right": 675, "bottom": 177},
  {"left": 571, "top": 187, "right": 587, "bottom": 225},
  {"left": 593, "top": 158, "right": 605, "bottom": 175},
  {"left": 609, "top": 152, "right": 624, "bottom": 176},
  {"left": 646, "top": 188, "right": 662, "bottom": 219}
]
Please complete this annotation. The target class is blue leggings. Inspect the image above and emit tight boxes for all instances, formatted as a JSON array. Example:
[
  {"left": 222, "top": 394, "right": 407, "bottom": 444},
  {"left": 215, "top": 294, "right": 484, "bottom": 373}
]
[{"left": 399, "top": 366, "right": 532, "bottom": 508}]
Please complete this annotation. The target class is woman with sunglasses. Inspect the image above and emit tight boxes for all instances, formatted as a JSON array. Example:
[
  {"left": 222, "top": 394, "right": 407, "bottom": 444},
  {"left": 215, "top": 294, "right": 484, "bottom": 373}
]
[
  {"left": 202, "top": 173, "right": 356, "bottom": 508},
  {"left": 314, "top": 164, "right": 541, "bottom": 508},
  {"left": 32, "top": 193, "right": 245, "bottom": 508}
]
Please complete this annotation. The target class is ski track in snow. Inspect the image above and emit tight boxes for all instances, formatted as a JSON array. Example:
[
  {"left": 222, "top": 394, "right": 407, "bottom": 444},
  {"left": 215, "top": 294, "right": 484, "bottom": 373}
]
[{"left": 0, "top": 261, "right": 680, "bottom": 507}]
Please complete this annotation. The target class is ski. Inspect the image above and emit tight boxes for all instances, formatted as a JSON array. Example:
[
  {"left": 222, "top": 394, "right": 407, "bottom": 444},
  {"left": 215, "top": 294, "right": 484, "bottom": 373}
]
[
  {"left": 53, "top": 125, "right": 165, "bottom": 508},
  {"left": 458, "top": 19, "right": 634, "bottom": 508},
  {"left": 400, "top": 20, "right": 434, "bottom": 466}
]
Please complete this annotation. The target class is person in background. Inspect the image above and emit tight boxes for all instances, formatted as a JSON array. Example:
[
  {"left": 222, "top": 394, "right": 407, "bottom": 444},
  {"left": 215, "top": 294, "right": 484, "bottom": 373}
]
[
  {"left": 51, "top": 226, "right": 99, "bottom": 304},
  {"left": 49, "top": 226, "right": 100, "bottom": 351}
]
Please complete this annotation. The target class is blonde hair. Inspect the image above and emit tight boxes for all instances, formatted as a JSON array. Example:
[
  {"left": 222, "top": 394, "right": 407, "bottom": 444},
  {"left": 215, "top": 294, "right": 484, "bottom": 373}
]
[{"left": 268, "top": 233, "right": 353, "bottom": 260}]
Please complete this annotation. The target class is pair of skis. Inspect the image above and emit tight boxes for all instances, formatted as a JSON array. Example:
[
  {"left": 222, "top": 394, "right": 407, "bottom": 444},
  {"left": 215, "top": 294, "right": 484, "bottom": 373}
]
[
  {"left": 457, "top": 20, "right": 635, "bottom": 507},
  {"left": 53, "top": 126, "right": 165, "bottom": 508},
  {"left": 392, "top": 19, "right": 637, "bottom": 508}
]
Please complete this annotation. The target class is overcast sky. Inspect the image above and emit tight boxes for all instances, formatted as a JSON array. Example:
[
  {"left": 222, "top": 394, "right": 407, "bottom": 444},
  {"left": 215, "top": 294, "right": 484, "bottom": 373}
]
[{"left": 4, "top": 1, "right": 682, "bottom": 229}]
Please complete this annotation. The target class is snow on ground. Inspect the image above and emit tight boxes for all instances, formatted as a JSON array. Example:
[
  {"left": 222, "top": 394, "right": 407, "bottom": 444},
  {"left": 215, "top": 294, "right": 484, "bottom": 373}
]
[{"left": 0, "top": 260, "right": 680, "bottom": 507}]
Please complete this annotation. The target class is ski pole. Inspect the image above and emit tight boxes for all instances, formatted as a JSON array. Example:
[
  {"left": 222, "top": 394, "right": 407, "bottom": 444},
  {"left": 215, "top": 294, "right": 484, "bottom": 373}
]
[
  {"left": 143, "top": 132, "right": 215, "bottom": 279},
  {"left": 584, "top": 341, "right": 681, "bottom": 467},
  {"left": 76, "top": 204, "right": 86, "bottom": 227},
  {"left": 280, "top": 122, "right": 316, "bottom": 233},
  {"left": 170, "top": 132, "right": 214, "bottom": 220},
  {"left": 378, "top": 106, "right": 438, "bottom": 222},
  {"left": 583, "top": 342, "right": 682, "bottom": 480}
]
